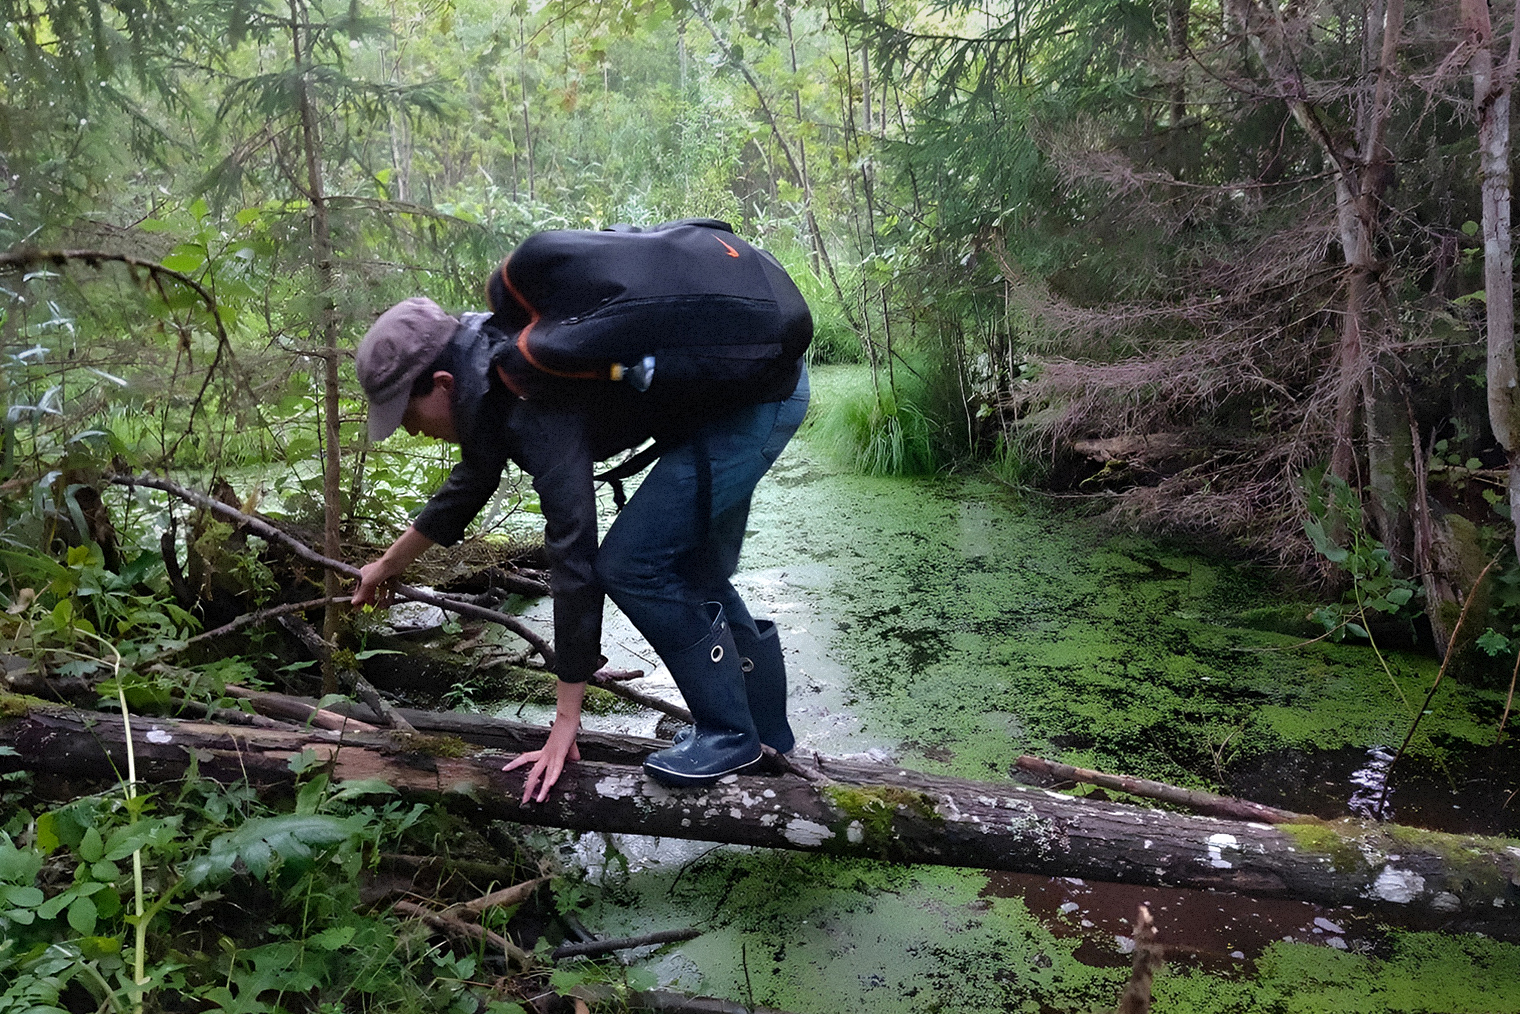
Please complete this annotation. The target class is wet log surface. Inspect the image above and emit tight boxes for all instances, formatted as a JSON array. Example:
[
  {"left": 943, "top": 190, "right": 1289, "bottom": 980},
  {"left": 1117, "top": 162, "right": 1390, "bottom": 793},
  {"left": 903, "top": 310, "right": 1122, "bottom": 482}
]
[{"left": 3, "top": 703, "right": 1518, "bottom": 935}]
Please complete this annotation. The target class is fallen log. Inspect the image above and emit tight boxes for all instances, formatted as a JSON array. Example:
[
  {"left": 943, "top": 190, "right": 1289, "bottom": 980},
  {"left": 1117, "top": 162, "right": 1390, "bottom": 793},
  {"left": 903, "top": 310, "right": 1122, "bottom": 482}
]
[{"left": 3, "top": 704, "right": 1517, "bottom": 933}]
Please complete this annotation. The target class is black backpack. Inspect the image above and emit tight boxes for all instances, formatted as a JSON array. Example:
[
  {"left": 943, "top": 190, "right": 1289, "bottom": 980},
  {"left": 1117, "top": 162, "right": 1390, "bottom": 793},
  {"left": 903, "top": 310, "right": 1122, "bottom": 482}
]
[{"left": 486, "top": 219, "right": 812, "bottom": 407}]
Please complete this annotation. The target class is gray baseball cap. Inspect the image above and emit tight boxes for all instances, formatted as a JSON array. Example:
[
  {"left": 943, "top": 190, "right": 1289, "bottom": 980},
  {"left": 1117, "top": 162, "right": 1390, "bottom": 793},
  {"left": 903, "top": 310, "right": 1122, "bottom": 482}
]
[{"left": 355, "top": 297, "right": 459, "bottom": 441}]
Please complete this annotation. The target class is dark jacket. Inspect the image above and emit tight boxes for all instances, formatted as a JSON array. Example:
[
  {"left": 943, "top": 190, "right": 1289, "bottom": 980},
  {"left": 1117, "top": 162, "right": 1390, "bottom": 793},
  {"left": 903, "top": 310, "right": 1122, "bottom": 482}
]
[
  {"left": 410, "top": 318, "right": 660, "bottom": 682},
  {"left": 410, "top": 317, "right": 802, "bottom": 683}
]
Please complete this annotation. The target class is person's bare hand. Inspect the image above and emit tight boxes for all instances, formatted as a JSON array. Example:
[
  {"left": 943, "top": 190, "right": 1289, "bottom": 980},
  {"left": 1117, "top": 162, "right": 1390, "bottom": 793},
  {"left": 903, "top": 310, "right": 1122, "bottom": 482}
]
[
  {"left": 353, "top": 558, "right": 402, "bottom": 607},
  {"left": 503, "top": 719, "right": 581, "bottom": 803}
]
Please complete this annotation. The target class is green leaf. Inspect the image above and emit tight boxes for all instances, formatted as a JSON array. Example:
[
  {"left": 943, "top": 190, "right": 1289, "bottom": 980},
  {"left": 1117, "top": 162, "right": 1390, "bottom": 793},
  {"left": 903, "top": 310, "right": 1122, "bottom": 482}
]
[
  {"left": 37, "top": 889, "right": 73, "bottom": 919},
  {"left": 78, "top": 827, "right": 104, "bottom": 863},
  {"left": 549, "top": 967, "right": 592, "bottom": 994},
  {"left": 160, "top": 252, "right": 204, "bottom": 274},
  {"left": 1476, "top": 627, "right": 1512, "bottom": 656},
  {"left": 67, "top": 895, "right": 97, "bottom": 935},
  {"left": 1384, "top": 587, "right": 1414, "bottom": 607},
  {"left": 1302, "top": 519, "right": 1348, "bottom": 564},
  {"left": 2, "top": 884, "right": 44, "bottom": 907},
  {"left": 327, "top": 779, "right": 397, "bottom": 802},
  {"left": 79, "top": 934, "right": 122, "bottom": 959},
  {"left": 624, "top": 967, "right": 658, "bottom": 991},
  {"left": 103, "top": 819, "right": 168, "bottom": 861},
  {"left": 185, "top": 814, "right": 368, "bottom": 887},
  {"left": 307, "top": 925, "right": 356, "bottom": 950},
  {"left": 0, "top": 834, "right": 44, "bottom": 883},
  {"left": 295, "top": 774, "right": 328, "bottom": 815}
]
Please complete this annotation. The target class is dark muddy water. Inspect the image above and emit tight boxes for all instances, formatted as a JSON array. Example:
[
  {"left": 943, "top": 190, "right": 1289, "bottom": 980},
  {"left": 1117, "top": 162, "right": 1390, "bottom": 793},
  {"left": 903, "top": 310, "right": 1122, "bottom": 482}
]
[{"left": 487, "top": 368, "right": 1520, "bottom": 1012}]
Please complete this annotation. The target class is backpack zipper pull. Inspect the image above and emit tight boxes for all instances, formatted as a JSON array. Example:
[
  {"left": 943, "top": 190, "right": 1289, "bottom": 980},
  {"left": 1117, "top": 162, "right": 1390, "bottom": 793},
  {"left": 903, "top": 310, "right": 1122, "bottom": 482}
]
[{"left": 609, "top": 355, "right": 655, "bottom": 391}]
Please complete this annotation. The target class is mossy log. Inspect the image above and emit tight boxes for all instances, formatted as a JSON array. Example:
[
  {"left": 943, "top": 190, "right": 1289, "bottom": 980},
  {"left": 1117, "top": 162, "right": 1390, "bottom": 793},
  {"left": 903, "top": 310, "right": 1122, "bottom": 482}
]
[{"left": 3, "top": 704, "right": 1518, "bottom": 934}]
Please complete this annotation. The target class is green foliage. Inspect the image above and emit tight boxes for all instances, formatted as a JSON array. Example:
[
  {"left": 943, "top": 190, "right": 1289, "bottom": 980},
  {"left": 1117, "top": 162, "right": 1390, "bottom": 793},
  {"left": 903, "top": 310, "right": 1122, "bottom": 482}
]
[
  {"left": 0, "top": 539, "right": 196, "bottom": 666},
  {"left": 804, "top": 365, "right": 942, "bottom": 476},
  {"left": 0, "top": 762, "right": 498, "bottom": 1014},
  {"left": 772, "top": 245, "right": 862, "bottom": 365},
  {"left": 1303, "top": 475, "right": 1421, "bottom": 642}
]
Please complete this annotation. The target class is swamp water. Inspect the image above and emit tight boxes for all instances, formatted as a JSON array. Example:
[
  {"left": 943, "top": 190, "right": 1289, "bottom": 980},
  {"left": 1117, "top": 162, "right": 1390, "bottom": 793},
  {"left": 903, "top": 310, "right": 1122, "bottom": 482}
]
[{"left": 478, "top": 370, "right": 1520, "bottom": 1013}]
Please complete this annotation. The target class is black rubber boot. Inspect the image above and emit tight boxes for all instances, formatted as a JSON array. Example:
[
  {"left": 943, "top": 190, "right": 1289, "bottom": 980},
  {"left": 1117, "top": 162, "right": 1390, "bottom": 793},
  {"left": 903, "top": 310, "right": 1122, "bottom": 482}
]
[
  {"left": 673, "top": 618, "right": 796, "bottom": 753},
  {"left": 643, "top": 604, "right": 762, "bottom": 788},
  {"left": 736, "top": 619, "right": 795, "bottom": 754}
]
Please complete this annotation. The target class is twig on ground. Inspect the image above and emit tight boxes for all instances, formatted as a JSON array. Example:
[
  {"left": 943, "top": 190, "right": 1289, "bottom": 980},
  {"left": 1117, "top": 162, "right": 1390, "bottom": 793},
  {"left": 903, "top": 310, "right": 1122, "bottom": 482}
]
[
  {"left": 159, "top": 695, "right": 303, "bottom": 731},
  {"left": 449, "top": 876, "right": 551, "bottom": 919},
  {"left": 1014, "top": 754, "right": 1307, "bottom": 823},
  {"left": 550, "top": 927, "right": 701, "bottom": 960},
  {"left": 223, "top": 684, "right": 379, "bottom": 733},
  {"left": 593, "top": 670, "right": 692, "bottom": 723},
  {"left": 352, "top": 677, "right": 417, "bottom": 734},
  {"left": 1498, "top": 649, "right": 1520, "bottom": 744},
  {"left": 276, "top": 612, "right": 418, "bottom": 734},
  {"left": 593, "top": 667, "right": 645, "bottom": 682},
  {"left": 146, "top": 596, "right": 349, "bottom": 662},
  {"left": 1118, "top": 904, "right": 1163, "bottom": 1014},
  {"left": 1379, "top": 547, "right": 1506, "bottom": 814},
  {"left": 393, "top": 899, "right": 532, "bottom": 971},
  {"left": 762, "top": 745, "right": 832, "bottom": 784}
]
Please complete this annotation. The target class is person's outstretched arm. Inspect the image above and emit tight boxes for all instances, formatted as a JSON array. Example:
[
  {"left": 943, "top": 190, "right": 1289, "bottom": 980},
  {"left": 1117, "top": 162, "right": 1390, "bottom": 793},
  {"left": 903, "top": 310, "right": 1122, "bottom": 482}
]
[
  {"left": 503, "top": 679, "right": 585, "bottom": 802},
  {"left": 352, "top": 525, "right": 437, "bottom": 606}
]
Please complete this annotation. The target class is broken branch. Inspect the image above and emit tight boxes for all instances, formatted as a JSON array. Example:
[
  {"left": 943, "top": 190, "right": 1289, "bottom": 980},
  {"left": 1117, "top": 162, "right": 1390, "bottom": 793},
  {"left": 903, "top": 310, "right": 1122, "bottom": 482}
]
[
  {"left": 1015, "top": 754, "right": 1307, "bottom": 823},
  {"left": 109, "top": 474, "right": 556, "bottom": 665},
  {"left": 550, "top": 927, "right": 702, "bottom": 960}
]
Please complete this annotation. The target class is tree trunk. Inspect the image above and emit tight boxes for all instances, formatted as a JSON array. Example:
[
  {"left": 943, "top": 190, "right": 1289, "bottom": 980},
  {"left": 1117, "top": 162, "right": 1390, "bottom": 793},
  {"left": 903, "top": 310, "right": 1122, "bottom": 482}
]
[
  {"left": 1464, "top": 0, "right": 1520, "bottom": 565},
  {"left": 5, "top": 705, "right": 1517, "bottom": 932},
  {"left": 691, "top": 3, "right": 844, "bottom": 309},
  {"left": 291, "top": 0, "right": 344, "bottom": 696}
]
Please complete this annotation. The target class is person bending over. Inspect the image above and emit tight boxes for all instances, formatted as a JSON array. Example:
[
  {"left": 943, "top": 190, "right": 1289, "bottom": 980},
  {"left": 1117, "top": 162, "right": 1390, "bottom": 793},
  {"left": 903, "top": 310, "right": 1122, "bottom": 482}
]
[{"left": 351, "top": 293, "right": 807, "bottom": 801}]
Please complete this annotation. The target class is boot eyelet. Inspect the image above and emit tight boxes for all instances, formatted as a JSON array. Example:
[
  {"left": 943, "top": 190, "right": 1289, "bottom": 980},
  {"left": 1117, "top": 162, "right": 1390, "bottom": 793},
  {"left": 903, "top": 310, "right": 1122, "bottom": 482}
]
[{"left": 710, "top": 645, "right": 724, "bottom": 663}]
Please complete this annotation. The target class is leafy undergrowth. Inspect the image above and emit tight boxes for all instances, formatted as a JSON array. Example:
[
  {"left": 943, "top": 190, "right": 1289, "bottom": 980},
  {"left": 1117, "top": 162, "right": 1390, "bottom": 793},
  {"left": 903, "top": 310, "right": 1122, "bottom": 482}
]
[{"left": 0, "top": 754, "right": 643, "bottom": 1014}]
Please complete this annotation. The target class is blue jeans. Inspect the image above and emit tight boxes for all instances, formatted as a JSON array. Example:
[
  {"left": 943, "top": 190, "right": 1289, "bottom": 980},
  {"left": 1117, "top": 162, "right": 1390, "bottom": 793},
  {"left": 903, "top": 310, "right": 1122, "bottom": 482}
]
[{"left": 596, "top": 366, "right": 810, "bottom": 658}]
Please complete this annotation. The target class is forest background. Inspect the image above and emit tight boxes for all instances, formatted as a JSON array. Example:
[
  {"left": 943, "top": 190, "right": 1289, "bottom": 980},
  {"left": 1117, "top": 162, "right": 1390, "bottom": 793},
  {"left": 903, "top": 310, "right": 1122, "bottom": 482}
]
[{"left": 4, "top": 0, "right": 1520, "bottom": 1010}]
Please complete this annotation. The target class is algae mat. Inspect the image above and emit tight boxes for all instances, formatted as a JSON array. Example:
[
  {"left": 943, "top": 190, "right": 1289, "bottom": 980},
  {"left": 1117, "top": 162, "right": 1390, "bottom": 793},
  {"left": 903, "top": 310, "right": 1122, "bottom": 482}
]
[{"left": 560, "top": 386, "right": 1520, "bottom": 1013}]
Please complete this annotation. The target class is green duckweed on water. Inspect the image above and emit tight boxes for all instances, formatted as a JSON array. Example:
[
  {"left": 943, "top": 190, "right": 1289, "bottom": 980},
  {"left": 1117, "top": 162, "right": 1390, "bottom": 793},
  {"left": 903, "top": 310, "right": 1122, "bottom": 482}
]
[
  {"left": 751, "top": 373, "right": 1506, "bottom": 785},
  {"left": 573, "top": 841, "right": 1520, "bottom": 1014},
  {"left": 558, "top": 366, "right": 1520, "bottom": 1014},
  {"left": 576, "top": 849, "right": 1126, "bottom": 1014},
  {"left": 1156, "top": 933, "right": 1520, "bottom": 1013}
]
